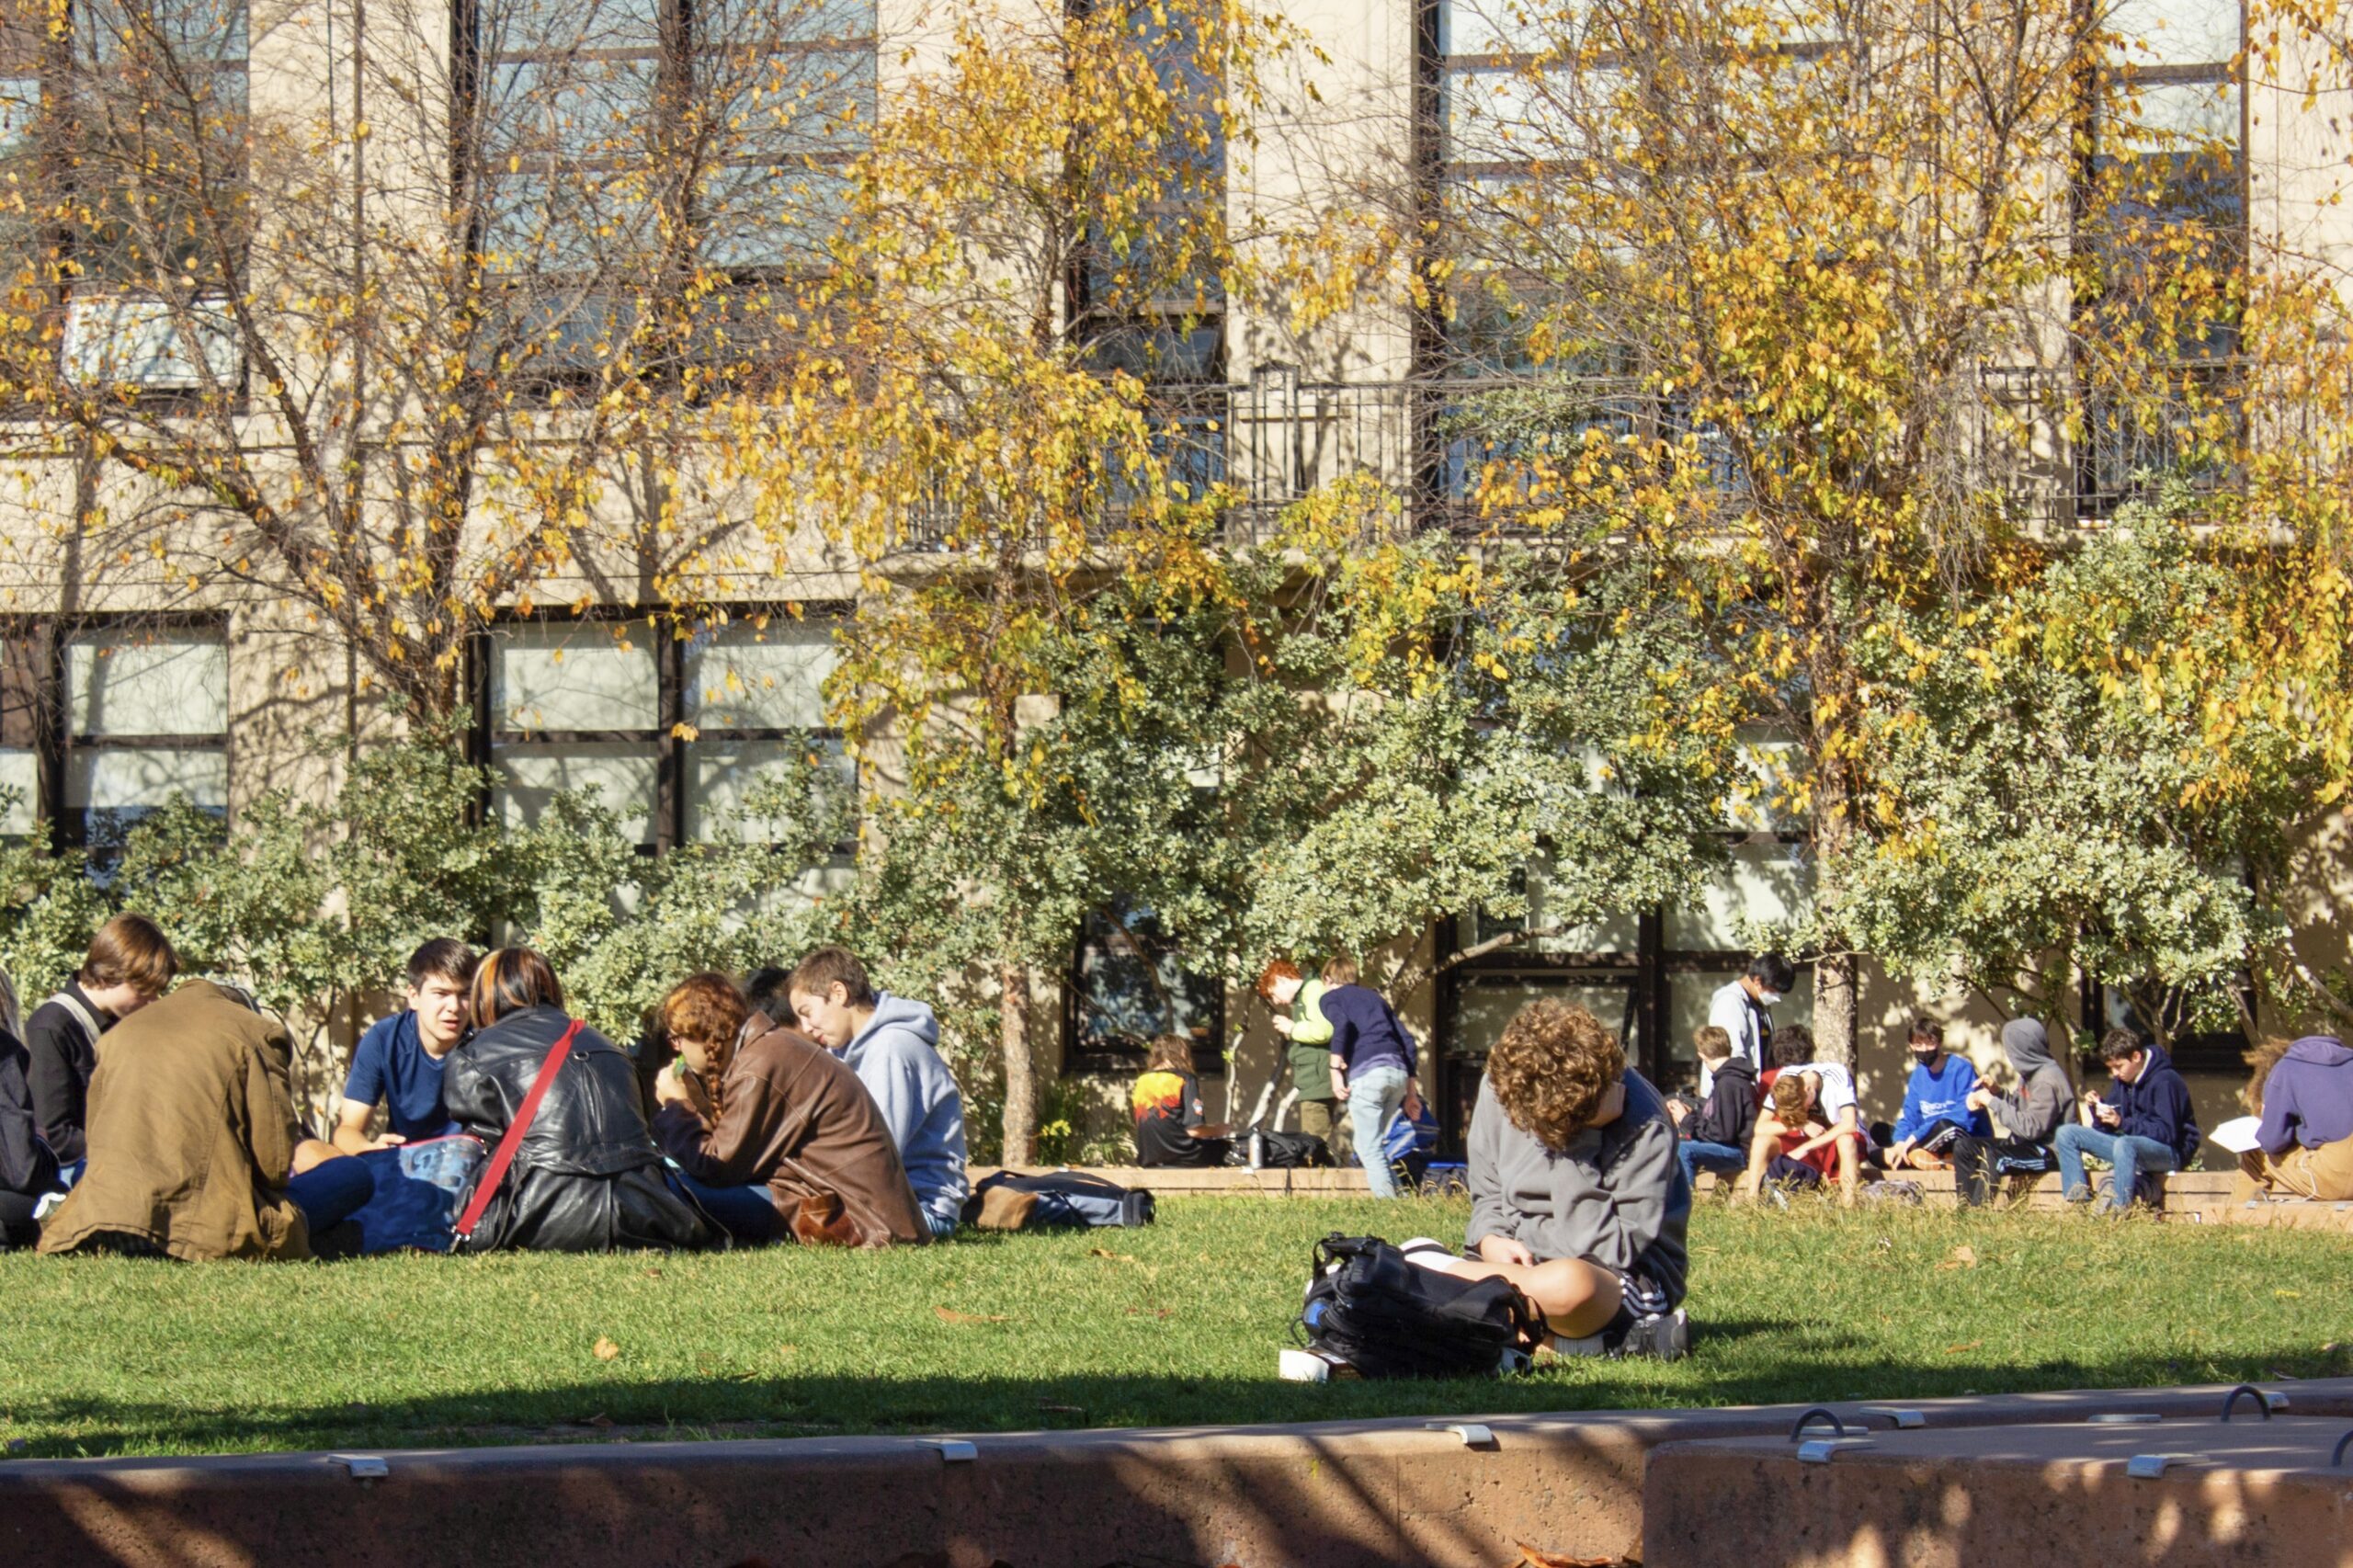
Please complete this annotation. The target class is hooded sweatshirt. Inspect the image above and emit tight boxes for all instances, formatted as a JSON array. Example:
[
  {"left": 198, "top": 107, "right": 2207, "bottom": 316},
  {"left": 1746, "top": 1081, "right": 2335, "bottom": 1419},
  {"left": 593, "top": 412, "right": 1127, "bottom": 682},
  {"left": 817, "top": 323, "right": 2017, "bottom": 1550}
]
[
  {"left": 1467, "top": 1068, "right": 1690, "bottom": 1307},
  {"left": 1986, "top": 1018, "right": 2073, "bottom": 1145},
  {"left": 2256, "top": 1035, "right": 2353, "bottom": 1155},
  {"left": 1689, "top": 1057, "right": 1757, "bottom": 1150},
  {"left": 2099, "top": 1043, "right": 2200, "bottom": 1167},
  {"left": 1891, "top": 1051, "right": 1988, "bottom": 1144},
  {"left": 842, "top": 994, "right": 970, "bottom": 1231}
]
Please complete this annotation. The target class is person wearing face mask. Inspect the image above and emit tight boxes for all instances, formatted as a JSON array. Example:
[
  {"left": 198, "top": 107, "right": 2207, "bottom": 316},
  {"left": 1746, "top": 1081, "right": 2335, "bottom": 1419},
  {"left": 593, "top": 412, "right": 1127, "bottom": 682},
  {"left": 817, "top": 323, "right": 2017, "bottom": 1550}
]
[
  {"left": 1701, "top": 953, "right": 1794, "bottom": 1096},
  {"left": 1880, "top": 1019, "right": 1988, "bottom": 1172},
  {"left": 24, "top": 914, "right": 177, "bottom": 1173}
]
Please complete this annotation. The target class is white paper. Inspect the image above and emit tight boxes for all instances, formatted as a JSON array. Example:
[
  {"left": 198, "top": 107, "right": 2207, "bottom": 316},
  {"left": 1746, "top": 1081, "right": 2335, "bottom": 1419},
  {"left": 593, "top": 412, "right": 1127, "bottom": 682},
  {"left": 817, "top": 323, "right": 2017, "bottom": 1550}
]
[{"left": 2208, "top": 1115, "right": 2262, "bottom": 1154}]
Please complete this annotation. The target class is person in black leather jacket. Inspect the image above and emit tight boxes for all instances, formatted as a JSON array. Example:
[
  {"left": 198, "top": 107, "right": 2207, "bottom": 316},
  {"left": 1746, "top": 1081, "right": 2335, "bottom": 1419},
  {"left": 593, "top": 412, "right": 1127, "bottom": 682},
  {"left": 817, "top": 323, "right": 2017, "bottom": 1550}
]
[{"left": 442, "top": 949, "right": 710, "bottom": 1252}]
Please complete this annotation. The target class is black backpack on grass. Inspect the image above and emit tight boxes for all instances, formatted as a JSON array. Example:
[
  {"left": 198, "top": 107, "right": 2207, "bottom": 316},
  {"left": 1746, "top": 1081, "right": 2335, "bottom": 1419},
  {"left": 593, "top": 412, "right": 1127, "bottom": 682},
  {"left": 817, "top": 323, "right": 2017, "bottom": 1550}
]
[
  {"left": 1295, "top": 1233, "right": 1546, "bottom": 1379},
  {"left": 1248, "top": 1127, "right": 1332, "bottom": 1168}
]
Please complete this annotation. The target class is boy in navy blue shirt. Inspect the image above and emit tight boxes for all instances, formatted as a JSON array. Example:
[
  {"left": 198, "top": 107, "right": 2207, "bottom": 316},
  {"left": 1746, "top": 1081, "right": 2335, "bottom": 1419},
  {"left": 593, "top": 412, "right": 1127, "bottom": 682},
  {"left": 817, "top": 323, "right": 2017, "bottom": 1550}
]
[
  {"left": 332, "top": 939, "right": 478, "bottom": 1153},
  {"left": 1882, "top": 1018, "right": 1988, "bottom": 1171}
]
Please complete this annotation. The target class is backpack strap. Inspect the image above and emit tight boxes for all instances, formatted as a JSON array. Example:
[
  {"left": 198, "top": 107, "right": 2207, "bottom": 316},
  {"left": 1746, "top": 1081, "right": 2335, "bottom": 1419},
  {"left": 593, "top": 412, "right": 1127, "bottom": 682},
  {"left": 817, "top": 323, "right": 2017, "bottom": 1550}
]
[
  {"left": 454, "top": 1018, "right": 583, "bottom": 1242},
  {"left": 44, "top": 991, "right": 100, "bottom": 1052}
]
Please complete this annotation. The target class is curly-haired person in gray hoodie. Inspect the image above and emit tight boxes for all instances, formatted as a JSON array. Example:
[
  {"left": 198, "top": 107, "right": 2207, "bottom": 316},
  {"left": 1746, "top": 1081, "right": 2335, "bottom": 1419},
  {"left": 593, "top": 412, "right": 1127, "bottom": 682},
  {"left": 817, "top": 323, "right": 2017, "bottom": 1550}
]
[{"left": 1411, "top": 997, "right": 1690, "bottom": 1360}]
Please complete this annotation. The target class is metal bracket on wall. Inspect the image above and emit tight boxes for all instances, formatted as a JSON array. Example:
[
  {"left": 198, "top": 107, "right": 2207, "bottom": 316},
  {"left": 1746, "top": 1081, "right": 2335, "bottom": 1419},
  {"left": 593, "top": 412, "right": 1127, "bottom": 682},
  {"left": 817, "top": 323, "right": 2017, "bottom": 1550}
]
[
  {"left": 1426, "top": 1422, "right": 1497, "bottom": 1449},
  {"left": 926, "top": 1439, "right": 979, "bottom": 1463},
  {"left": 332, "top": 1455, "right": 389, "bottom": 1481}
]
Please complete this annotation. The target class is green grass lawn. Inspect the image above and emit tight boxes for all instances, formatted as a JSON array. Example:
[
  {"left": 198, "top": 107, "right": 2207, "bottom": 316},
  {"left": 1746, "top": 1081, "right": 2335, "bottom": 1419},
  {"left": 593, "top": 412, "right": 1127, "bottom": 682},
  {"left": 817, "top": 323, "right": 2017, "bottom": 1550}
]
[{"left": 3, "top": 1195, "right": 2347, "bottom": 1460}]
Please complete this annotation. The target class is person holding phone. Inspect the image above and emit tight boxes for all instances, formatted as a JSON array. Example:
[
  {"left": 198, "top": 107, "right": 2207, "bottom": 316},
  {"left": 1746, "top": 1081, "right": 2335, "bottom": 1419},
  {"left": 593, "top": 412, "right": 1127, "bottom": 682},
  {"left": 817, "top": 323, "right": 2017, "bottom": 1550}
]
[{"left": 2053, "top": 1028, "right": 2200, "bottom": 1214}]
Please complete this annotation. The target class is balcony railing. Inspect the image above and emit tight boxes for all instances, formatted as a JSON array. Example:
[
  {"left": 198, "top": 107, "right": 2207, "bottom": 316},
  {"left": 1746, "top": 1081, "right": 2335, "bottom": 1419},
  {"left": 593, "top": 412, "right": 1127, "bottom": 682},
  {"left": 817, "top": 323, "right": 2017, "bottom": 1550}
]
[{"left": 896, "top": 361, "right": 2306, "bottom": 548}]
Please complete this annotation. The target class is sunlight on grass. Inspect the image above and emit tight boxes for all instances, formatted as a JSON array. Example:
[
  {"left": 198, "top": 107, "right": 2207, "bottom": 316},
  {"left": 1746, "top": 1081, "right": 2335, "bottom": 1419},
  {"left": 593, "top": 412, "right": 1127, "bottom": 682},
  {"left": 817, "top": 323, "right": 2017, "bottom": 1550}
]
[{"left": 3, "top": 1196, "right": 2346, "bottom": 1458}]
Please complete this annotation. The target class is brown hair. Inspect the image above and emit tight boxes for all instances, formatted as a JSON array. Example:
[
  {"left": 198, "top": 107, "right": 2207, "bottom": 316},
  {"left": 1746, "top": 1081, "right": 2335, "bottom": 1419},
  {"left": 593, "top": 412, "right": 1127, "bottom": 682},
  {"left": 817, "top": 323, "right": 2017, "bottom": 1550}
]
[
  {"left": 470, "top": 947, "right": 563, "bottom": 1028},
  {"left": 1320, "top": 956, "right": 1358, "bottom": 987},
  {"left": 660, "top": 971, "right": 749, "bottom": 1119},
  {"left": 81, "top": 913, "right": 176, "bottom": 995},
  {"left": 1145, "top": 1033, "right": 1196, "bottom": 1075},
  {"left": 1906, "top": 1017, "right": 1944, "bottom": 1048},
  {"left": 1484, "top": 998, "right": 1623, "bottom": 1153},
  {"left": 2242, "top": 1035, "right": 2296, "bottom": 1116},
  {"left": 1255, "top": 958, "right": 1302, "bottom": 1005},
  {"left": 2098, "top": 1027, "right": 2144, "bottom": 1064},
  {"left": 1692, "top": 1025, "right": 1733, "bottom": 1062},
  {"left": 788, "top": 945, "right": 876, "bottom": 1009},
  {"left": 1770, "top": 1073, "right": 1813, "bottom": 1125}
]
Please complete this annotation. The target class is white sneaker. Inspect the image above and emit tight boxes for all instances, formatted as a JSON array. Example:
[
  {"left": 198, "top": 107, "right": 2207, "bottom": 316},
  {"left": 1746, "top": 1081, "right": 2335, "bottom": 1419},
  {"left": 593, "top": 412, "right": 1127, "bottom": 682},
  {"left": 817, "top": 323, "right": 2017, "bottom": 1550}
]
[{"left": 1615, "top": 1308, "right": 1691, "bottom": 1362}]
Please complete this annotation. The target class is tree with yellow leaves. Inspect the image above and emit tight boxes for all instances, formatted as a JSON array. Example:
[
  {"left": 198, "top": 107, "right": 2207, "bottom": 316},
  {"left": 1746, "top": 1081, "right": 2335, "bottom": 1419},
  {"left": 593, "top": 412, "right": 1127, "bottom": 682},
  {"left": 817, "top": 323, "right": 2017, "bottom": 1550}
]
[
  {"left": 0, "top": 0, "right": 873, "bottom": 713},
  {"left": 1409, "top": 0, "right": 2353, "bottom": 1063}
]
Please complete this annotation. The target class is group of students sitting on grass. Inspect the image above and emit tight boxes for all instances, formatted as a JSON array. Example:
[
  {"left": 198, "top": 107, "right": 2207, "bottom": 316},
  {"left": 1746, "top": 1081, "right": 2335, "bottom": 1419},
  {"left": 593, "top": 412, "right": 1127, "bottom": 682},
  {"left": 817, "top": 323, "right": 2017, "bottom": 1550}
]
[
  {"left": 1667, "top": 996, "right": 2353, "bottom": 1214},
  {"left": 0, "top": 915, "right": 970, "bottom": 1258}
]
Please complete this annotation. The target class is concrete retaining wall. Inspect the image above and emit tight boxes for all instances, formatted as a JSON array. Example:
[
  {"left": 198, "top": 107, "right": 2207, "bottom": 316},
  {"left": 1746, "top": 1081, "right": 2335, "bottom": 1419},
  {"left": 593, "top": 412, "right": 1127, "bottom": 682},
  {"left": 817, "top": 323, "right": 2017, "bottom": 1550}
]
[{"left": 8, "top": 1382, "right": 2353, "bottom": 1568}]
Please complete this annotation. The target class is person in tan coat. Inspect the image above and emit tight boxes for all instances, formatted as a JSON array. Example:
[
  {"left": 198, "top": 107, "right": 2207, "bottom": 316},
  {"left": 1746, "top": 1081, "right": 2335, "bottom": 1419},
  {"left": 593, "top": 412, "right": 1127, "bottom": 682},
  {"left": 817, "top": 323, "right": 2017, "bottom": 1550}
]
[
  {"left": 652, "top": 972, "right": 927, "bottom": 1247},
  {"left": 38, "top": 979, "right": 373, "bottom": 1260}
]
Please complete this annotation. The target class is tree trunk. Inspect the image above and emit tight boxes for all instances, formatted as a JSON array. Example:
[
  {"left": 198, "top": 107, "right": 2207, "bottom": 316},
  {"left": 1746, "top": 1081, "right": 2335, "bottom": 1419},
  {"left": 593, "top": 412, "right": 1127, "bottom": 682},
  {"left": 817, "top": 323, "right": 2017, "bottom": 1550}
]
[
  {"left": 999, "top": 960, "right": 1037, "bottom": 1165},
  {"left": 1809, "top": 775, "right": 1862, "bottom": 1072}
]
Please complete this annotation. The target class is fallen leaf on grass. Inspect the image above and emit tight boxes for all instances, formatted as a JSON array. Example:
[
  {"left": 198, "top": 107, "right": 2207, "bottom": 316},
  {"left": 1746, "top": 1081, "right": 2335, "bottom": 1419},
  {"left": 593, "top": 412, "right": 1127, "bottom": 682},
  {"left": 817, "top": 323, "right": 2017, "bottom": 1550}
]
[
  {"left": 1089, "top": 1247, "right": 1138, "bottom": 1263},
  {"left": 1943, "top": 1340, "right": 1983, "bottom": 1356},
  {"left": 934, "top": 1306, "right": 1008, "bottom": 1325},
  {"left": 777, "top": 1344, "right": 799, "bottom": 1357},
  {"left": 642, "top": 1268, "right": 663, "bottom": 1279},
  {"left": 574, "top": 1413, "right": 615, "bottom": 1428},
  {"left": 592, "top": 1336, "right": 621, "bottom": 1361},
  {"left": 1123, "top": 1307, "right": 1175, "bottom": 1319},
  {"left": 2276, "top": 1289, "right": 2302, "bottom": 1300},
  {"left": 1937, "top": 1245, "right": 1977, "bottom": 1271}
]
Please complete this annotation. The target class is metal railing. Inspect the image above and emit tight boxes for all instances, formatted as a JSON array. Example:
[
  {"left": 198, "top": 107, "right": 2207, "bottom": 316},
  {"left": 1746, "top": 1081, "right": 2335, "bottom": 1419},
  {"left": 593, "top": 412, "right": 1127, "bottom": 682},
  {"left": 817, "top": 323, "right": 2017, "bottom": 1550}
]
[{"left": 896, "top": 360, "right": 2321, "bottom": 547}]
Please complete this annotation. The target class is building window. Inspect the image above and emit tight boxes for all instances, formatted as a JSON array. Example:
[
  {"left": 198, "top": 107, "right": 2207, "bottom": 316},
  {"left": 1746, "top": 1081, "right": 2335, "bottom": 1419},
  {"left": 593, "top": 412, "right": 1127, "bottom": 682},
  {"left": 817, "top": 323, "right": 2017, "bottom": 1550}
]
[
  {"left": 0, "top": 628, "right": 44, "bottom": 838},
  {"left": 1065, "top": 897, "right": 1225, "bottom": 1073},
  {"left": 61, "top": 623, "right": 233, "bottom": 849},
  {"left": 1072, "top": 1, "right": 1226, "bottom": 386},
  {"left": 481, "top": 611, "right": 846, "bottom": 853},
  {"left": 16, "top": 0, "right": 253, "bottom": 392},
  {"left": 475, "top": 0, "right": 874, "bottom": 374}
]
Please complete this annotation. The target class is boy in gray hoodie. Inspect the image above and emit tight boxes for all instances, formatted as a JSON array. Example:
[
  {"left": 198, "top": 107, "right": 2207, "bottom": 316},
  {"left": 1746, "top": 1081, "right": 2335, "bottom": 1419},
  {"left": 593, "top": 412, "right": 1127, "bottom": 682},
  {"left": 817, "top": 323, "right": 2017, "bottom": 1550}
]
[
  {"left": 786, "top": 947, "right": 971, "bottom": 1237},
  {"left": 1950, "top": 1018, "right": 2073, "bottom": 1207},
  {"left": 1416, "top": 997, "right": 1688, "bottom": 1360}
]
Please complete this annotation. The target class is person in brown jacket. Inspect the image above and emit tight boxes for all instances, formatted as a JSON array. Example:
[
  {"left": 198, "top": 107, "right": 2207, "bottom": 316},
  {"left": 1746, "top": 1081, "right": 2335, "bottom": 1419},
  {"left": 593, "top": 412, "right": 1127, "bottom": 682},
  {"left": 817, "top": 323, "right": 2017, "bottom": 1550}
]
[
  {"left": 652, "top": 972, "right": 927, "bottom": 1247},
  {"left": 38, "top": 979, "right": 374, "bottom": 1260}
]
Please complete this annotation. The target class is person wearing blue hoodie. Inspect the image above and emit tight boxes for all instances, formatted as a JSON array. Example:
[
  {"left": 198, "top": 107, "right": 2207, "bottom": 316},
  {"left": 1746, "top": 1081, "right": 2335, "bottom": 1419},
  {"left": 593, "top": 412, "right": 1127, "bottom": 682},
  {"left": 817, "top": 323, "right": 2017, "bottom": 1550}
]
[
  {"left": 1881, "top": 1018, "right": 1989, "bottom": 1171},
  {"left": 2054, "top": 1028, "right": 2200, "bottom": 1214},
  {"left": 785, "top": 947, "right": 970, "bottom": 1238},
  {"left": 2238, "top": 1034, "right": 2353, "bottom": 1201}
]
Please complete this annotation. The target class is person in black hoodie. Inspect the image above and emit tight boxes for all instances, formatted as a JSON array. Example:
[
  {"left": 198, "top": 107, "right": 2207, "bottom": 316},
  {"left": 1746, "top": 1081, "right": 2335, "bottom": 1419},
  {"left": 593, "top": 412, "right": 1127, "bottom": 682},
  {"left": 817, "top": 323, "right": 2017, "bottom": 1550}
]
[
  {"left": 2053, "top": 1028, "right": 2200, "bottom": 1214},
  {"left": 0, "top": 970, "right": 64, "bottom": 1248},
  {"left": 23, "top": 914, "right": 176, "bottom": 1169},
  {"left": 1669, "top": 1026, "right": 1756, "bottom": 1190},
  {"left": 442, "top": 948, "right": 710, "bottom": 1252}
]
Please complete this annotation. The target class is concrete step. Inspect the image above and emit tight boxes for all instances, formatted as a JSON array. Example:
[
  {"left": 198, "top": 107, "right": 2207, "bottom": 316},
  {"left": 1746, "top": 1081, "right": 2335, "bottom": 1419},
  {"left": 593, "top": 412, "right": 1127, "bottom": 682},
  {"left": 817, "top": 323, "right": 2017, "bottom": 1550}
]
[
  {"left": 972, "top": 1165, "right": 2353, "bottom": 1229},
  {"left": 1644, "top": 1410, "right": 2353, "bottom": 1567},
  {"left": 6, "top": 1381, "right": 2347, "bottom": 1568}
]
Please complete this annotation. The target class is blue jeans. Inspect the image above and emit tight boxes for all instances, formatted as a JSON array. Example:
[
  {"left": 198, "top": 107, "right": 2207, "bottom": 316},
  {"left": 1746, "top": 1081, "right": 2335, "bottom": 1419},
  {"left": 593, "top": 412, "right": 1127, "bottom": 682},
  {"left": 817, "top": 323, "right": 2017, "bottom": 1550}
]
[
  {"left": 924, "top": 1208, "right": 960, "bottom": 1240},
  {"left": 2053, "top": 1124, "right": 2178, "bottom": 1212},
  {"left": 1679, "top": 1140, "right": 1747, "bottom": 1188},
  {"left": 1347, "top": 1064, "right": 1410, "bottom": 1199},
  {"left": 287, "top": 1156, "right": 377, "bottom": 1233},
  {"left": 666, "top": 1168, "right": 779, "bottom": 1244}
]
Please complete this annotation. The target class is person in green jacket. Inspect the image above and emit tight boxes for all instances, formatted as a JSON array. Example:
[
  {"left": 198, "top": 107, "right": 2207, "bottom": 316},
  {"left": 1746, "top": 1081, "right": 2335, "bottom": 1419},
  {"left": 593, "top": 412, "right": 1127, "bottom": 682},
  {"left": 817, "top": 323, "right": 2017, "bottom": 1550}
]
[{"left": 1256, "top": 959, "right": 1348, "bottom": 1164}]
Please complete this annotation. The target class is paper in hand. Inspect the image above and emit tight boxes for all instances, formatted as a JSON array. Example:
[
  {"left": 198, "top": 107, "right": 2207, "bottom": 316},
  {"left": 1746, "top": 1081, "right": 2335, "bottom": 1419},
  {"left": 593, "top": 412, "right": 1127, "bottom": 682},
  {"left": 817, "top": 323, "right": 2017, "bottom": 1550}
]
[{"left": 2208, "top": 1115, "right": 2262, "bottom": 1154}]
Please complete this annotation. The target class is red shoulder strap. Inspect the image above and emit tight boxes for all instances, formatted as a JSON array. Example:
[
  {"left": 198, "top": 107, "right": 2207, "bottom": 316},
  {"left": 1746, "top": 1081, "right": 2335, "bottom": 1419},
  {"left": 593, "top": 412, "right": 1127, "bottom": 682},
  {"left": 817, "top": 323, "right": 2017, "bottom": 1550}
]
[{"left": 454, "top": 1018, "right": 584, "bottom": 1242}]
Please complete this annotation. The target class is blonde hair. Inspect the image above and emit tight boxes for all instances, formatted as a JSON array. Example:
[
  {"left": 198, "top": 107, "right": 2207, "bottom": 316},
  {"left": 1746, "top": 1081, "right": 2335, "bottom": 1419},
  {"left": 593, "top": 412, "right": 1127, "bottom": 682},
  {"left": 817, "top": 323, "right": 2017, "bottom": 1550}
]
[
  {"left": 1320, "top": 956, "right": 1358, "bottom": 987},
  {"left": 1692, "top": 1025, "right": 1733, "bottom": 1063}
]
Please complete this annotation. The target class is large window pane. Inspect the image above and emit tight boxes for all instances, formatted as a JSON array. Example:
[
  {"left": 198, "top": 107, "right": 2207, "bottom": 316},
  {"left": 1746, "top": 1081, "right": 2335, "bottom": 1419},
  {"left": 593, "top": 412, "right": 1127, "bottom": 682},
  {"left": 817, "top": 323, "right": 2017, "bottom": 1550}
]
[
  {"left": 67, "top": 630, "right": 228, "bottom": 737},
  {"left": 1665, "top": 965, "right": 1813, "bottom": 1080},
  {"left": 687, "top": 736, "right": 851, "bottom": 842},
  {"left": 491, "top": 623, "right": 659, "bottom": 733},
  {"left": 65, "top": 745, "right": 228, "bottom": 847},
  {"left": 1068, "top": 900, "right": 1223, "bottom": 1067},
  {"left": 683, "top": 621, "right": 834, "bottom": 730},
  {"left": 2105, "top": 0, "right": 2239, "bottom": 66},
  {"left": 1665, "top": 836, "right": 1813, "bottom": 949},
  {"left": 0, "top": 747, "right": 36, "bottom": 835},
  {"left": 63, "top": 296, "right": 242, "bottom": 390},
  {"left": 494, "top": 742, "right": 658, "bottom": 843}
]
